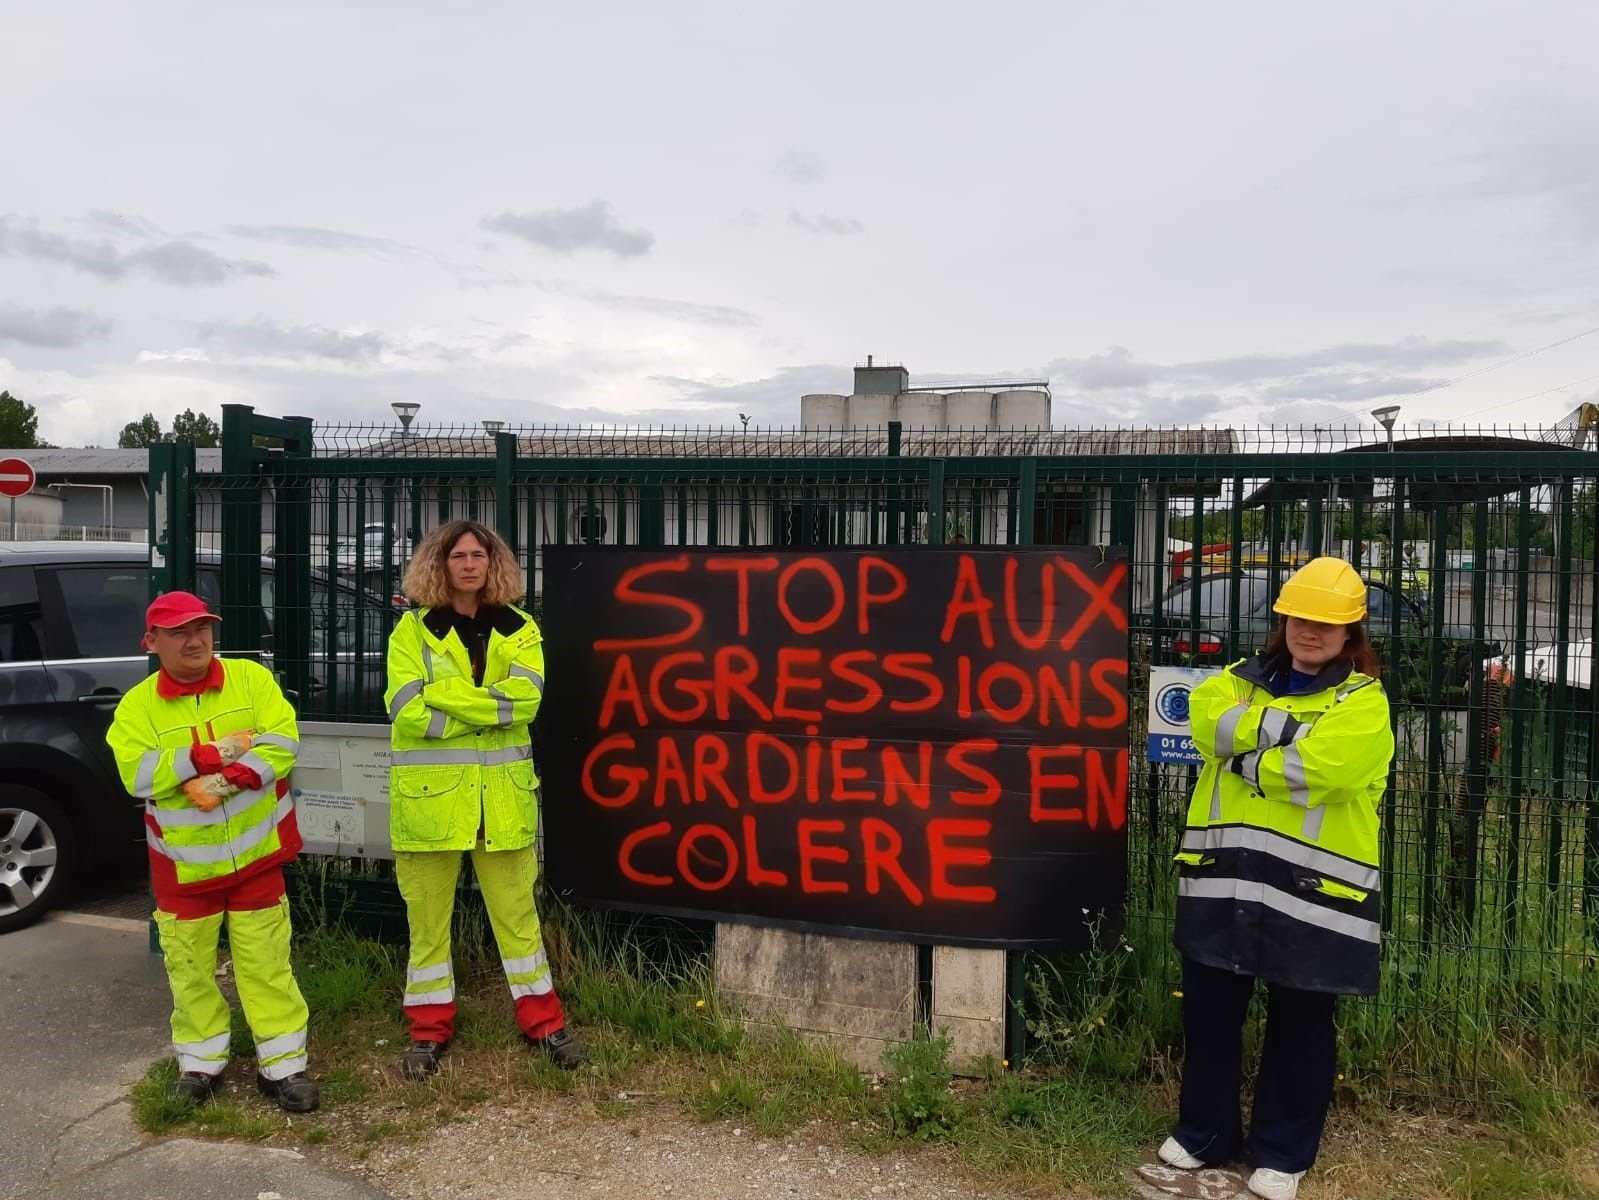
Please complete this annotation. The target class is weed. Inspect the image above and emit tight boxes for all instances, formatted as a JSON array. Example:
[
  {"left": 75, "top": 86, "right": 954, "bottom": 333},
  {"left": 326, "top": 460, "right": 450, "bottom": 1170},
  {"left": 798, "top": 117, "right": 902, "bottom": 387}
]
[
  {"left": 361, "top": 1120, "right": 406, "bottom": 1143},
  {"left": 315, "top": 1064, "right": 370, "bottom": 1107},
  {"left": 691, "top": 1073, "right": 761, "bottom": 1121},
  {"left": 881, "top": 1033, "right": 959, "bottom": 1141}
]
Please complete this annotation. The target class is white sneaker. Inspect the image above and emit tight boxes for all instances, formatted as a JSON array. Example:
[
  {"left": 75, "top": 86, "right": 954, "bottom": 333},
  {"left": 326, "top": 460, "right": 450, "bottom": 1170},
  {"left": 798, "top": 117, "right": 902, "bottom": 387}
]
[
  {"left": 1157, "top": 1136, "right": 1203, "bottom": 1170},
  {"left": 1246, "top": 1167, "right": 1305, "bottom": 1200}
]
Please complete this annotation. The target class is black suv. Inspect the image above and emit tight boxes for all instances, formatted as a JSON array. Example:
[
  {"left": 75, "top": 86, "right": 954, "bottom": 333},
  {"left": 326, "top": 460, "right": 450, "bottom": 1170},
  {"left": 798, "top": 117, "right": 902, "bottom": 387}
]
[{"left": 0, "top": 541, "right": 398, "bottom": 932}]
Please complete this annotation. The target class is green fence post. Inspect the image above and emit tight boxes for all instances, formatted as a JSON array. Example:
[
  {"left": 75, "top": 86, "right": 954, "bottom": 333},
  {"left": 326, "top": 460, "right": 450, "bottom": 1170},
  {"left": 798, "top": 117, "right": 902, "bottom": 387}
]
[
  {"left": 1016, "top": 458, "right": 1037, "bottom": 547},
  {"left": 1003, "top": 457, "right": 1040, "bottom": 1068},
  {"left": 220, "top": 404, "right": 262, "bottom": 656},
  {"left": 274, "top": 416, "right": 314, "bottom": 709},
  {"left": 927, "top": 460, "right": 945, "bottom": 546},
  {"left": 886, "top": 421, "right": 902, "bottom": 545},
  {"left": 496, "top": 431, "right": 519, "bottom": 554},
  {"left": 1460, "top": 489, "right": 1491, "bottom": 931},
  {"left": 146, "top": 440, "right": 194, "bottom": 954},
  {"left": 1548, "top": 478, "right": 1575, "bottom": 923},
  {"left": 149, "top": 441, "right": 196, "bottom": 595},
  {"left": 1383, "top": 476, "right": 1405, "bottom": 935}
]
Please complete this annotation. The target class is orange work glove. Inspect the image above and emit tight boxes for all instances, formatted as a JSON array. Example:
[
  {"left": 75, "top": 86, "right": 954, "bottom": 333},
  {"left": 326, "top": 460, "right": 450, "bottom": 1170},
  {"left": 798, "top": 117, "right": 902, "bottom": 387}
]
[
  {"left": 181, "top": 773, "right": 238, "bottom": 813},
  {"left": 213, "top": 731, "right": 254, "bottom": 765}
]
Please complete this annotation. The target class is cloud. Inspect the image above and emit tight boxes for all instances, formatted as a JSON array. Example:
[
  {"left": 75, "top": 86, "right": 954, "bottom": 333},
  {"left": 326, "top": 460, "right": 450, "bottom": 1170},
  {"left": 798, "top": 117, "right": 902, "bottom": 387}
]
[
  {"left": 0, "top": 303, "right": 113, "bottom": 348},
  {"left": 0, "top": 216, "right": 275, "bottom": 285},
  {"left": 1040, "top": 336, "right": 1512, "bottom": 425},
  {"left": 229, "top": 224, "right": 420, "bottom": 259},
  {"left": 83, "top": 210, "right": 165, "bottom": 239},
  {"left": 1467, "top": 94, "right": 1599, "bottom": 244},
  {"left": 582, "top": 290, "right": 758, "bottom": 328},
  {"left": 450, "top": 263, "right": 536, "bottom": 290},
  {"left": 650, "top": 364, "right": 845, "bottom": 425},
  {"left": 788, "top": 210, "right": 865, "bottom": 236},
  {"left": 197, "top": 319, "right": 392, "bottom": 363},
  {"left": 777, "top": 150, "right": 824, "bottom": 183},
  {"left": 481, "top": 201, "right": 654, "bottom": 258},
  {"left": 721, "top": 209, "right": 765, "bottom": 232},
  {"left": 1171, "top": 338, "right": 1508, "bottom": 387}
]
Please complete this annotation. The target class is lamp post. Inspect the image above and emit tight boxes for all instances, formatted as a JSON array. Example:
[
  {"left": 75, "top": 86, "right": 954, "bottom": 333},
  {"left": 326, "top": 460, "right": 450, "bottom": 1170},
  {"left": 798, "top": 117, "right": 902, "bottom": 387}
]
[
  {"left": 391, "top": 401, "right": 421, "bottom": 438},
  {"left": 482, "top": 419, "right": 504, "bottom": 434},
  {"left": 1371, "top": 404, "right": 1400, "bottom": 451},
  {"left": 1371, "top": 404, "right": 1403, "bottom": 593}
]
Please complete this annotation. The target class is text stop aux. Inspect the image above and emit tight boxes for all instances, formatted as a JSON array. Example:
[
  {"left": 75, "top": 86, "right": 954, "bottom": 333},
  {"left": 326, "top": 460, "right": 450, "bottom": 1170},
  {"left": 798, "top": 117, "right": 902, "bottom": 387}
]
[{"left": 577, "top": 550, "right": 1130, "bottom": 906}]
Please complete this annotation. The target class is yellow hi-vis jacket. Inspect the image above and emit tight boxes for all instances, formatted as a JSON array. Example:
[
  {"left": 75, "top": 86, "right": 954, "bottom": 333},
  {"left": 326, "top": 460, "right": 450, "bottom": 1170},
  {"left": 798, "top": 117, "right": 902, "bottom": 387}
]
[
  {"left": 1174, "top": 653, "right": 1394, "bottom": 995},
  {"left": 384, "top": 605, "right": 545, "bottom": 853},
  {"left": 107, "top": 658, "right": 302, "bottom": 893}
]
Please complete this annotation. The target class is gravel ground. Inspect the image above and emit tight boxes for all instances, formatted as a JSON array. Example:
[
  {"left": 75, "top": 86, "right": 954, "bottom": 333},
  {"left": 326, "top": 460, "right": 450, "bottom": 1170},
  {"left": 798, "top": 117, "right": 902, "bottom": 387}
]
[{"left": 352, "top": 1097, "right": 1061, "bottom": 1200}]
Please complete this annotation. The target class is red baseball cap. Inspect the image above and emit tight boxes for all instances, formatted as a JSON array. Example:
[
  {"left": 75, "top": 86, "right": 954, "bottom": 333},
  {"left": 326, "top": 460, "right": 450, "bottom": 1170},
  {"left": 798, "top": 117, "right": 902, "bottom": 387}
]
[{"left": 145, "top": 591, "right": 222, "bottom": 632}]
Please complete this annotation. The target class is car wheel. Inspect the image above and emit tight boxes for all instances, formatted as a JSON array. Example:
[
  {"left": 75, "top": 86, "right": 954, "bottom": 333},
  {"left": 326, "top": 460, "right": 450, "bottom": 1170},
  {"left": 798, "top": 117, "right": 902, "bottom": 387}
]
[{"left": 0, "top": 786, "right": 79, "bottom": 934}]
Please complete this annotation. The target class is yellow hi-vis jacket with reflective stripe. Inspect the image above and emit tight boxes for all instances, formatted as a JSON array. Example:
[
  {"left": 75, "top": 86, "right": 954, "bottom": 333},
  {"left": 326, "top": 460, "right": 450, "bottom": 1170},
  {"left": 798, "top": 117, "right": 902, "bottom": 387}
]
[
  {"left": 107, "top": 658, "right": 302, "bottom": 891},
  {"left": 1174, "top": 654, "right": 1394, "bottom": 995},
  {"left": 384, "top": 605, "right": 545, "bottom": 853}
]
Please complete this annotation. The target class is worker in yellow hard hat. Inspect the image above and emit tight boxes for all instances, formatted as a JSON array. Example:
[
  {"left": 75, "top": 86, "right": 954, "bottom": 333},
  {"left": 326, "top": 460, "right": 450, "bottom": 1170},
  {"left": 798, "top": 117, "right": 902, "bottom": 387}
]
[{"left": 1144, "top": 557, "right": 1394, "bottom": 1200}]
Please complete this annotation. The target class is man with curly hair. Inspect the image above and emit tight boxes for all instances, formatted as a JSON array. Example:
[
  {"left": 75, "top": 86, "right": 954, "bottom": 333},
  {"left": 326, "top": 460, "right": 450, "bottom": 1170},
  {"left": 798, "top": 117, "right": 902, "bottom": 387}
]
[{"left": 384, "top": 519, "right": 584, "bottom": 1079}]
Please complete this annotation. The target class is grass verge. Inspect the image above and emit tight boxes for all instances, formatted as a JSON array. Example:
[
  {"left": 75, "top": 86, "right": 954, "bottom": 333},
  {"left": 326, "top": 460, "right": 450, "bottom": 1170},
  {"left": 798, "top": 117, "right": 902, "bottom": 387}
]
[{"left": 128, "top": 903, "right": 1599, "bottom": 1199}]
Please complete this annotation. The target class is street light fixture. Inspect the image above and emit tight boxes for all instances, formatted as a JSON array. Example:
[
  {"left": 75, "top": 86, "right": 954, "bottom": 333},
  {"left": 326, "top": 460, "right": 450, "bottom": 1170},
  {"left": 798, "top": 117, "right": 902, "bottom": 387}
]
[
  {"left": 391, "top": 401, "right": 421, "bottom": 437},
  {"left": 482, "top": 419, "right": 504, "bottom": 434},
  {"left": 1371, "top": 404, "right": 1400, "bottom": 450},
  {"left": 738, "top": 412, "right": 750, "bottom": 433}
]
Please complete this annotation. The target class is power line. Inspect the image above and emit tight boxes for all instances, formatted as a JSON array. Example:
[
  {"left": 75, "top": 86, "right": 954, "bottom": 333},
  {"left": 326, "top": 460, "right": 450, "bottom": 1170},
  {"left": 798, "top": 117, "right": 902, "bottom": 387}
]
[
  {"left": 1371, "top": 324, "right": 1599, "bottom": 407},
  {"left": 1458, "top": 371, "right": 1599, "bottom": 418}
]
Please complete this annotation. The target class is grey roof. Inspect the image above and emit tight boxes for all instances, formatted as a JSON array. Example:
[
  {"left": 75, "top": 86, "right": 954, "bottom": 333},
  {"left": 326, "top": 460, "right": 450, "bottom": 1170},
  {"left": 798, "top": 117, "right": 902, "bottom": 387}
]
[
  {"left": 0, "top": 448, "right": 223, "bottom": 474},
  {"left": 323, "top": 427, "right": 1242, "bottom": 459}
]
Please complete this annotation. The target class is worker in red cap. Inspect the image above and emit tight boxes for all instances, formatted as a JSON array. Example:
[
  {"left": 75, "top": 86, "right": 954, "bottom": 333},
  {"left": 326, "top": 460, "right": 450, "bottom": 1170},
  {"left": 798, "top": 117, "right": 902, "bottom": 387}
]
[{"left": 105, "top": 591, "right": 319, "bottom": 1113}]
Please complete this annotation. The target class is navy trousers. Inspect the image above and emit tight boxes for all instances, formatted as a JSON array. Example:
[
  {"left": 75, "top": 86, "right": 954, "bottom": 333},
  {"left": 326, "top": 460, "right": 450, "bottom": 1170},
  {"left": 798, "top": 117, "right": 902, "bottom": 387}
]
[{"left": 1170, "top": 956, "right": 1338, "bottom": 1174}]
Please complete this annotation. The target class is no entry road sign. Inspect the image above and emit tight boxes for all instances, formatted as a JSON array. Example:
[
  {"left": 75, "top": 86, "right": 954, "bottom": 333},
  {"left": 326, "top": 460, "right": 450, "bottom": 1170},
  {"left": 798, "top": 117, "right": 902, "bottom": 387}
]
[{"left": 0, "top": 457, "right": 35, "bottom": 498}]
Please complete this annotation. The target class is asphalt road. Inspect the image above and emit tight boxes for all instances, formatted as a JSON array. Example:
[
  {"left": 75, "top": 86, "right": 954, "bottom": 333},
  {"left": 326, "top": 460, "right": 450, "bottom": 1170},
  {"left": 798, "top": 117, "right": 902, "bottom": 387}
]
[{"left": 1, "top": 890, "right": 389, "bottom": 1200}]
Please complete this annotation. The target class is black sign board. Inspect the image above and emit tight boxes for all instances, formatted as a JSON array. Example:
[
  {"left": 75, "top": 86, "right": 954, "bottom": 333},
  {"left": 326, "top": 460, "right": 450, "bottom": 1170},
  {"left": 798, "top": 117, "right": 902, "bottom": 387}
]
[{"left": 539, "top": 547, "right": 1129, "bottom": 948}]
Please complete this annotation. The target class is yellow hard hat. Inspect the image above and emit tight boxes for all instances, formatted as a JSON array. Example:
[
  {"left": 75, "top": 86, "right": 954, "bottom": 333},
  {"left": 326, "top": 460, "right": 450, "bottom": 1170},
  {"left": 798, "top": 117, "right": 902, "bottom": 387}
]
[{"left": 1273, "top": 556, "right": 1367, "bottom": 624}]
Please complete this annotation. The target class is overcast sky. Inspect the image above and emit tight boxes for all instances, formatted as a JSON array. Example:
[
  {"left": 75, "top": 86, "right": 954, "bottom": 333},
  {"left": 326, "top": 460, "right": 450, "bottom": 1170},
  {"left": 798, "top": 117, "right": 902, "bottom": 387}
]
[{"left": 3, "top": 1, "right": 1598, "bottom": 446}]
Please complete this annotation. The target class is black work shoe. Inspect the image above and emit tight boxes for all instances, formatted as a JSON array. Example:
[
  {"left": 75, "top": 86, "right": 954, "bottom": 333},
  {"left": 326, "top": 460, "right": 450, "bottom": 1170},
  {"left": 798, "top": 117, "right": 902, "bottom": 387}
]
[
  {"left": 400, "top": 1039, "right": 448, "bottom": 1080},
  {"left": 256, "top": 1071, "right": 320, "bottom": 1113},
  {"left": 171, "top": 1071, "right": 221, "bottom": 1105},
  {"left": 528, "top": 1026, "right": 586, "bottom": 1070}
]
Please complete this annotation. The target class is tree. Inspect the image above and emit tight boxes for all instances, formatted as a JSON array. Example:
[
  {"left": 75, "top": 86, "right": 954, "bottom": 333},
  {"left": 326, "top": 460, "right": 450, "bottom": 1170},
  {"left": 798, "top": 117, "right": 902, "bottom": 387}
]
[
  {"left": 170, "top": 408, "right": 221, "bottom": 447},
  {"left": 117, "top": 413, "right": 165, "bottom": 448},
  {"left": 0, "top": 391, "right": 47, "bottom": 448}
]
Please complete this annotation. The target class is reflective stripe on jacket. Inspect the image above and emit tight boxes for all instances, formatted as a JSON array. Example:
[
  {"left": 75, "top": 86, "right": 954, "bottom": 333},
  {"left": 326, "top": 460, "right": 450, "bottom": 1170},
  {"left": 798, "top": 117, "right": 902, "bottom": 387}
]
[
  {"left": 107, "top": 658, "right": 302, "bottom": 891},
  {"left": 1173, "top": 654, "right": 1394, "bottom": 995},
  {"left": 384, "top": 605, "right": 545, "bottom": 853}
]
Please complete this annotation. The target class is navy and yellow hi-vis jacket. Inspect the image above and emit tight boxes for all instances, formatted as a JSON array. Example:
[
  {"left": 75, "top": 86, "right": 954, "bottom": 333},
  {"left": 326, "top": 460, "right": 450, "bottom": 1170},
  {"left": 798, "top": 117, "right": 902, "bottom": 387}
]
[{"left": 1174, "top": 653, "right": 1394, "bottom": 995}]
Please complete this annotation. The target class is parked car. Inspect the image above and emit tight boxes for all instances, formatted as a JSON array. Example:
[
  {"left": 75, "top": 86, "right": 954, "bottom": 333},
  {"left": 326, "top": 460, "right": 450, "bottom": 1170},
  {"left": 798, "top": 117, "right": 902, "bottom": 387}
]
[
  {"left": 0, "top": 541, "right": 398, "bottom": 933},
  {"left": 1135, "top": 570, "right": 1501, "bottom": 696}
]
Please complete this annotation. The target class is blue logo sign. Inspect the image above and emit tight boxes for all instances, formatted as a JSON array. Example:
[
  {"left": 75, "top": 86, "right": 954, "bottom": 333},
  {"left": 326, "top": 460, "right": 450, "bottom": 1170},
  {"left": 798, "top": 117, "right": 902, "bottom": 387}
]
[{"left": 1154, "top": 682, "right": 1191, "bottom": 726}]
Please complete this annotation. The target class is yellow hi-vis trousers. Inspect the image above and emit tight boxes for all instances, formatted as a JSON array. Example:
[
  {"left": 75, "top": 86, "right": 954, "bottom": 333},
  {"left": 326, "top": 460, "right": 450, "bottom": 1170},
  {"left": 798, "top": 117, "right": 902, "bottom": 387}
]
[
  {"left": 395, "top": 843, "right": 565, "bottom": 1044},
  {"left": 153, "top": 888, "right": 310, "bottom": 1081}
]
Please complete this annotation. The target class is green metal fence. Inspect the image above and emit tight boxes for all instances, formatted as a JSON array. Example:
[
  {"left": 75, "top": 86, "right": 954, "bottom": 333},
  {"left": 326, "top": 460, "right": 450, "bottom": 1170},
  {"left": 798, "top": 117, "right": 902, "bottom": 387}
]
[{"left": 151, "top": 403, "right": 1599, "bottom": 1100}]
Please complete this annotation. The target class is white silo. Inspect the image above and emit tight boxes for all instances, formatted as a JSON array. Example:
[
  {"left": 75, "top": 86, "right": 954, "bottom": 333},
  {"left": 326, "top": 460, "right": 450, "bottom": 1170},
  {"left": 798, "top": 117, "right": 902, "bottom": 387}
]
[
  {"left": 849, "top": 393, "right": 895, "bottom": 428},
  {"left": 945, "top": 391, "right": 995, "bottom": 430},
  {"left": 894, "top": 391, "right": 946, "bottom": 430},
  {"left": 996, "top": 389, "right": 1050, "bottom": 430},
  {"left": 801, "top": 393, "right": 850, "bottom": 428}
]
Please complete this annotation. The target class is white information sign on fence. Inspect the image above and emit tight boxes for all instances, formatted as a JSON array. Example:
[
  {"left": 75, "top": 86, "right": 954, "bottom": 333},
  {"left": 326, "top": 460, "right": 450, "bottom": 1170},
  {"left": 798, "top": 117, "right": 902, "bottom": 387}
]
[
  {"left": 291, "top": 721, "right": 394, "bottom": 858},
  {"left": 1146, "top": 665, "right": 1223, "bottom": 764}
]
